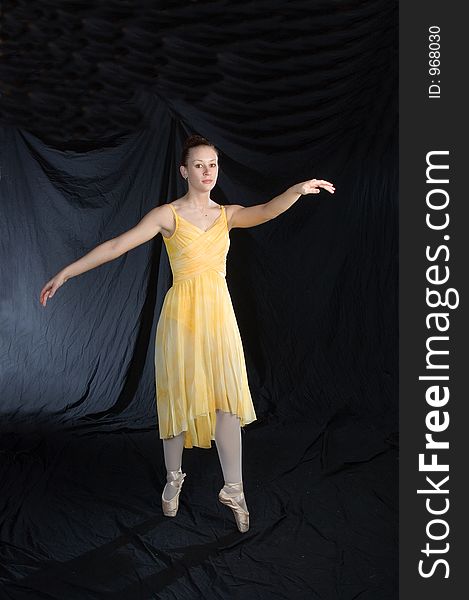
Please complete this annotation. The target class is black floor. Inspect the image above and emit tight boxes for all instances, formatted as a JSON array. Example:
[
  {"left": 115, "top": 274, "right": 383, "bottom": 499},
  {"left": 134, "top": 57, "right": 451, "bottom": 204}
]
[{"left": 0, "top": 414, "right": 398, "bottom": 599}]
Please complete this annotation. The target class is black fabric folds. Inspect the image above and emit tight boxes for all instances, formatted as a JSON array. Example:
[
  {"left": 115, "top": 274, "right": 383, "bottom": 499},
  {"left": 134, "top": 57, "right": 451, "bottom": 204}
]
[{"left": 0, "top": 1, "right": 398, "bottom": 598}]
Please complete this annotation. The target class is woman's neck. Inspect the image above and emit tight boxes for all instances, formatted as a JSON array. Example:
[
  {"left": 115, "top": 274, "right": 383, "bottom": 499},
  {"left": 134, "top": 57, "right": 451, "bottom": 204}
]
[{"left": 182, "top": 191, "right": 212, "bottom": 210}]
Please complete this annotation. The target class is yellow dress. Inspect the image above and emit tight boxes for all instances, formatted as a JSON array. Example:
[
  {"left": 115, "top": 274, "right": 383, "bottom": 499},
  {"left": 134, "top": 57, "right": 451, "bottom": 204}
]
[{"left": 155, "top": 203, "right": 257, "bottom": 449}]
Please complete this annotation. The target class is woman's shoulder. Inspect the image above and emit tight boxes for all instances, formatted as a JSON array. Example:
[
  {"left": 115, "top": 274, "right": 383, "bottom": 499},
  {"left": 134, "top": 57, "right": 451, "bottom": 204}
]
[{"left": 166, "top": 198, "right": 183, "bottom": 210}]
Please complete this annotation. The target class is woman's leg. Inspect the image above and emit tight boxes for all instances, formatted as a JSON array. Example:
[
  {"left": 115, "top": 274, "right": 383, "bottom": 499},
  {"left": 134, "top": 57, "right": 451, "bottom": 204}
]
[
  {"left": 214, "top": 410, "right": 248, "bottom": 511},
  {"left": 162, "top": 431, "right": 185, "bottom": 500}
]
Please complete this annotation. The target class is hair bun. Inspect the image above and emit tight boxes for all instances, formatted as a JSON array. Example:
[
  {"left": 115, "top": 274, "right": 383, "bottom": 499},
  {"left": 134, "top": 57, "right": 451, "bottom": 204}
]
[
  {"left": 182, "top": 134, "right": 211, "bottom": 149},
  {"left": 180, "top": 134, "right": 219, "bottom": 167}
]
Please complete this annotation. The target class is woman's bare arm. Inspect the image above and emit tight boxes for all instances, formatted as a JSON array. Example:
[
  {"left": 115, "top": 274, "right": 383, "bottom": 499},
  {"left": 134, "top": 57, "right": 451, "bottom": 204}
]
[
  {"left": 65, "top": 205, "right": 168, "bottom": 278},
  {"left": 40, "top": 204, "right": 171, "bottom": 306},
  {"left": 227, "top": 179, "right": 335, "bottom": 229}
]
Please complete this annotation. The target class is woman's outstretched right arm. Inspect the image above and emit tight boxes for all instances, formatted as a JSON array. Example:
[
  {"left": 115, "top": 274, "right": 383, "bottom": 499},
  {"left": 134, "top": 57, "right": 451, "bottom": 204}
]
[{"left": 40, "top": 204, "right": 170, "bottom": 307}]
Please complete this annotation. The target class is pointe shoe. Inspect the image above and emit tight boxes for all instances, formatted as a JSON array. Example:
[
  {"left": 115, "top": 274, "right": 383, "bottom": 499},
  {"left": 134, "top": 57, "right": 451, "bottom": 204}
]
[
  {"left": 218, "top": 482, "right": 250, "bottom": 533},
  {"left": 161, "top": 468, "right": 186, "bottom": 517}
]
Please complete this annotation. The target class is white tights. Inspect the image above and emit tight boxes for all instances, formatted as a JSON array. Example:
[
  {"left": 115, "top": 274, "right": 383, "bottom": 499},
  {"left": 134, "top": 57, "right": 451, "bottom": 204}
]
[{"left": 162, "top": 409, "right": 243, "bottom": 501}]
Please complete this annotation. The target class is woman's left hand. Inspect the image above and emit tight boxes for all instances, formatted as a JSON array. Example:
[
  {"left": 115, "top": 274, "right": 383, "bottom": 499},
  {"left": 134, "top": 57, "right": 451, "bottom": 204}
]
[{"left": 293, "top": 179, "right": 335, "bottom": 195}]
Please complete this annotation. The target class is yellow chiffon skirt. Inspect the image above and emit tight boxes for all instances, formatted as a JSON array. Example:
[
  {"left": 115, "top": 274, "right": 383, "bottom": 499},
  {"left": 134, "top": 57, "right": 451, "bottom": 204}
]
[{"left": 155, "top": 269, "right": 257, "bottom": 449}]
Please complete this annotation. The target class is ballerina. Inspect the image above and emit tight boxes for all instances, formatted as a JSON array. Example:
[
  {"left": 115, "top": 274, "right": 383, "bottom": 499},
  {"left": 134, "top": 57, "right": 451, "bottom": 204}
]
[{"left": 40, "top": 134, "right": 335, "bottom": 533}]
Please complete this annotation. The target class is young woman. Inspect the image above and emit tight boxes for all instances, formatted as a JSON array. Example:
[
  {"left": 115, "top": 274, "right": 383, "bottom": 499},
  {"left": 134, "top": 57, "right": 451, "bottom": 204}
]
[{"left": 40, "top": 134, "right": 335, "bottom": 533}]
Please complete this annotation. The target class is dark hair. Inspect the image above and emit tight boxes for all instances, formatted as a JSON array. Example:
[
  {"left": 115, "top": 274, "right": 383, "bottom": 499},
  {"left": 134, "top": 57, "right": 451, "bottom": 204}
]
[{"left": 180, "top": 134, "right": 219, "bottom": 167}]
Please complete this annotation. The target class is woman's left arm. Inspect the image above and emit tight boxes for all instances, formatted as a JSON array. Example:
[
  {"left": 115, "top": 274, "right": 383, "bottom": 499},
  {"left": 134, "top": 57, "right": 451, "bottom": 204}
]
[{"left": 227, "top": 179, "right": 335, "bottom": 229}]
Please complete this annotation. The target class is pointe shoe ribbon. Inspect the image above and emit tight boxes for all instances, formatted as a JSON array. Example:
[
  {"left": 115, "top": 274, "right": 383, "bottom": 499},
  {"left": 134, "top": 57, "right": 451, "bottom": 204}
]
[
  {"left": 162, "top": 469, "right": 186, "bottom": 517},
  {"left": 218, "top": 482, "right": 250, "bottom": 533}
]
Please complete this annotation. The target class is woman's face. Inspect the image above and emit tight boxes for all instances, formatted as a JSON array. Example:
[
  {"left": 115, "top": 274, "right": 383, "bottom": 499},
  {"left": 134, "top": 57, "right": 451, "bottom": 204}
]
[{"left": 181, "top": 145, "right": 219, "bottom": 192}]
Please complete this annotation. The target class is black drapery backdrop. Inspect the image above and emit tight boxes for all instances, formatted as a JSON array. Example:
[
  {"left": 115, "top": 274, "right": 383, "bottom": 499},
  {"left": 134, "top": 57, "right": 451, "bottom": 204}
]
[{"left": 0, "top": 1, "right": 398, "bottom": 598}]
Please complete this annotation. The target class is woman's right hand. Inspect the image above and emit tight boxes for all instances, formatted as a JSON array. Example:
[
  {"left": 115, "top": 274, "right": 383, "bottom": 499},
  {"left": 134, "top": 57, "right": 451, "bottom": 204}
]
[{"left": 40, "top": 272, "right": 68, "bottom": 307}]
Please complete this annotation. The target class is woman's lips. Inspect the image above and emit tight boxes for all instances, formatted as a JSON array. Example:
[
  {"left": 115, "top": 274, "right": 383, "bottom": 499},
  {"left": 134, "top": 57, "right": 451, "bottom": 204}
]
[{"left": 202, "top": 179, "right": 212, "bottom": 183}]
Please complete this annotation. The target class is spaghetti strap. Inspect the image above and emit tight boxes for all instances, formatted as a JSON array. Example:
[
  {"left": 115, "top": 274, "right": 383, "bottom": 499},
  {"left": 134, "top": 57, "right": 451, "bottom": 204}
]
[
  {"left": 164, "top": 203, "right": 179, "bottom": 241},
  {"left": 167, "top": 203, "right": 178, "bottom": 219}
]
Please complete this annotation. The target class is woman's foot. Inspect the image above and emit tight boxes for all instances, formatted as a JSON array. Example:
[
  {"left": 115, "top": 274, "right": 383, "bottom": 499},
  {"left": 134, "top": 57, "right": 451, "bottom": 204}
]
[
  {"left": 218, "top": 481, "right": 250, "bottom": 533},
  {"left": 162, "top": 468, "right": 186, "bottom": 517}
]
